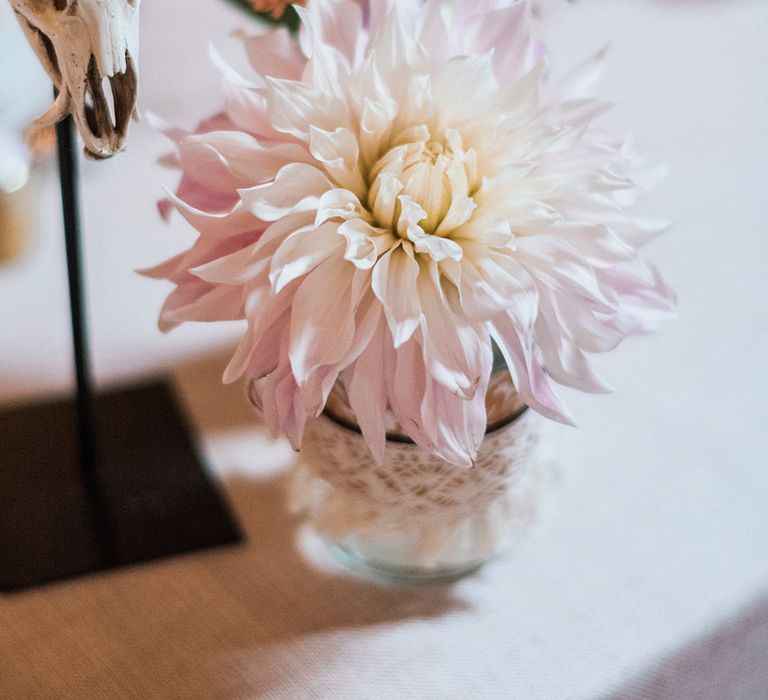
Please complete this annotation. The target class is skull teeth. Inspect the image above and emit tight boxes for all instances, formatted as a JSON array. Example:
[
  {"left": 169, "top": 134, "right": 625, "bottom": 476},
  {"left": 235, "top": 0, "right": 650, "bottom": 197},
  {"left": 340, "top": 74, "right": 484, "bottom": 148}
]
[{"left": 11, "top": 0, "right": 141, "bottom": 159}]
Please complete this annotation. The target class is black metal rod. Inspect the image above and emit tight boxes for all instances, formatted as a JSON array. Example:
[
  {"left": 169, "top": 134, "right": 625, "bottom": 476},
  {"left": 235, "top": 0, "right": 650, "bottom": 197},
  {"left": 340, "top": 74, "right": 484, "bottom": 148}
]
[
  {"left": 55, "top": 115, "right": 111, "bottom": 559},
  {"left": 56, "top": 116, "right": 96, "bottom": 474}
]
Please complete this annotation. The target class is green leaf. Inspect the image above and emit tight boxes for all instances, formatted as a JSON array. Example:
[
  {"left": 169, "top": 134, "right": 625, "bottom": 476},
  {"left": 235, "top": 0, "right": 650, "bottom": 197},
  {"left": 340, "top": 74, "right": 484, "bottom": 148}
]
[{"left": 221, "top": 0, "right": 301, "bottom": 32}]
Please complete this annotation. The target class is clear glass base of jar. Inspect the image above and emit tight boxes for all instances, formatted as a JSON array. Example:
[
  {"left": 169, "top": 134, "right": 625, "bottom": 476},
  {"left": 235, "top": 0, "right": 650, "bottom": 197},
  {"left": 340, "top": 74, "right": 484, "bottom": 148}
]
[{"left": 322, "top": 534, "right": 487, "bottom": 585}]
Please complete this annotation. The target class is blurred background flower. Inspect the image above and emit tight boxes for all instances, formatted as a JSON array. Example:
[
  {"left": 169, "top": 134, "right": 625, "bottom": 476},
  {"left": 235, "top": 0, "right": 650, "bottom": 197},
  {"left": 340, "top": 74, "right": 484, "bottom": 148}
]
[
  {"left": 225, "top": 0, "right": 303, "bottom": 30},
  {"left": 250, "top": 0, "right": 305, "bottom": 20},
  {"left": 0, "top": 2, "right": 52, "bottom": 263}
]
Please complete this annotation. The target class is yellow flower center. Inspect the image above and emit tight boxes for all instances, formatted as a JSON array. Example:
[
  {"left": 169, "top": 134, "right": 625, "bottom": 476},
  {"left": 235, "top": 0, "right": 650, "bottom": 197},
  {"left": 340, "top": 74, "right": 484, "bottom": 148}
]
[{"left": 367, "top": 127, "right": 479, "bottom": 237}]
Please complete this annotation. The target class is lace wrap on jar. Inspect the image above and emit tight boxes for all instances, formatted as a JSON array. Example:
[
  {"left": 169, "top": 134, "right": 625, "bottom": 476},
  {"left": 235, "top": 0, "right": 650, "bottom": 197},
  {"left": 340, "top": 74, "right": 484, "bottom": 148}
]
[{"left": 269, "top": 358, "right": 560, "bottom": 580}]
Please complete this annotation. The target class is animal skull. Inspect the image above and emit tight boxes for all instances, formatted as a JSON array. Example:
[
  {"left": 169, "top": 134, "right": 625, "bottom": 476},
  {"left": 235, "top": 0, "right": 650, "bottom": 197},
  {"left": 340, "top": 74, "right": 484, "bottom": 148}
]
[{"left": 8, "top": 0, "right": 141, "bottom": 159}]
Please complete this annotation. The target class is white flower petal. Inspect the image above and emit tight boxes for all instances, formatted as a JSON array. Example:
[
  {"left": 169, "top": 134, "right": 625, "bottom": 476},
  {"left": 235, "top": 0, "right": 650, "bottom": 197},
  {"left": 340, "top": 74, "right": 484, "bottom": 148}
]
[
  {"left": 239, "top": 163, "right": 332, "bottom": 221},
  {"left": 289, "top": 257, "right": 358, "bottom": 384},
  {"left": 369, "top": 172, "right": 404, "bottom": 228},
  {"left": 269, "top": 221, "right": 344, "bottom": 293},
  {"left": 372, "top": 242, "right": 421, "bottom": 347},
  {"left": 309, "top": 126, "right": 366, "bottom": 195},
  {"left": 396, "top": 194, "right": 429, "bottom": 239},
  {"left": 498, "top": 62, "right": 545, "bottom": 124},
  {"left": 431, "top": 51, "right": 498, "bottom": 124},
  {"left": 420, "top": 369, "right": 490, "bottom": 468},
  {"left": 338, "top": 219, "right": 393, "bottom": 269},
  {"left": 434, "top": 195, "right": 476, "bottom": 236},
  {"left": 314, "top": 188, "right": 365, "bottom": 226},
  {"left": 358, "top": 96, "right": 395, "bottom": 170},
  {"left": 416, "top": 0, "right": 454, "bottom": 64},
  {"left": 418, "top": 271, "right": 489, "bottom": 399},
  {"left": 370, "top": 6, "right": 418, "bottom": 79},
  {"left": 412, "top": 234, "right": 463, "bottom": 262},
  {"left": 452, "top": 211, "right": 515, "bottom": 248}
]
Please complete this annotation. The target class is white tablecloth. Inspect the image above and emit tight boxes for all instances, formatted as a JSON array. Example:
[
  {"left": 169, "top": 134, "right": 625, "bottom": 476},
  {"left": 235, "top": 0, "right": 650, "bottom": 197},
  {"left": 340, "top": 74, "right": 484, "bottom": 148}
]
[{"left": 1, "top": 1, "right": 767, "bottom": 698}]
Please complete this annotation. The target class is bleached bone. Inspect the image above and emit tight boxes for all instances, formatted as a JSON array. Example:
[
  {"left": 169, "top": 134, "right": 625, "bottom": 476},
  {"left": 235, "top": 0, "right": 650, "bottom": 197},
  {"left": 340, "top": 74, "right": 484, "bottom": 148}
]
[{"left": 8, "top": 0, "right": 141, "bottom": 159}]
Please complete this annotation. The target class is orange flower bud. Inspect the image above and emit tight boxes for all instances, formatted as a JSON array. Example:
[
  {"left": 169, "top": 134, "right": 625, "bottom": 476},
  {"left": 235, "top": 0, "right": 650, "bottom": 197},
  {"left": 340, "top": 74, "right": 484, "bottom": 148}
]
[{"left": 250, "top": 0, "right": 305, "bottom": 20}]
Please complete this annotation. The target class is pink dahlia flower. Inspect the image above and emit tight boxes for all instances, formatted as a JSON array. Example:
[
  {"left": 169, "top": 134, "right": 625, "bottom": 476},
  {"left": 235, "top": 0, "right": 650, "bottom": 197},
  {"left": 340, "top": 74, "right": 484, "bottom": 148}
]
[{"left": 146, "top": 0, "right": 674, "bottom": 467}]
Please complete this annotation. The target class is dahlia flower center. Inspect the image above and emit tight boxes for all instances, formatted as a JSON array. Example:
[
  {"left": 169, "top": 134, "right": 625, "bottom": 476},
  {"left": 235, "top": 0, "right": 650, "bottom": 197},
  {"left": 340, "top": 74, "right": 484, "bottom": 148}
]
[{"left": 366, "top": 127, "right": 478, "bottom": 238}]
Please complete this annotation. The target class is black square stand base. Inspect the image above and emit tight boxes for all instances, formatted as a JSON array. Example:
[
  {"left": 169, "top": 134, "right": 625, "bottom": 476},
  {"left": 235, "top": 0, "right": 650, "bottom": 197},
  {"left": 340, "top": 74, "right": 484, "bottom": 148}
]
[{"left": 0, "top": 379, "right": 243, "bottom": 593}]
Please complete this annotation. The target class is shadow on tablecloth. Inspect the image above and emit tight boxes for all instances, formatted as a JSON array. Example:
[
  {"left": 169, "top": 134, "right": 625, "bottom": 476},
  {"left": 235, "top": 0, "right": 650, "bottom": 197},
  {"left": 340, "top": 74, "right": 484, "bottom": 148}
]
[
  {"left": 603, "top": 593, "right": 768, "bottom": 700},
  {"left": 173, "top": 346, "right": 469, "bottom": 638},
  {"left": 0, "top": 347, "right": 468, "bottom": 698}
]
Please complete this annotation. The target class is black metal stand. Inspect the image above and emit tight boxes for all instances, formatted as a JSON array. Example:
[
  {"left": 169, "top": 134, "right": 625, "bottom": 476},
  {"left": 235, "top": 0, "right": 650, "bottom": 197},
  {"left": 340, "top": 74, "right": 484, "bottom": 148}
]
[{"left": 0, "top": 118, "right": 242, "bottom": 593}]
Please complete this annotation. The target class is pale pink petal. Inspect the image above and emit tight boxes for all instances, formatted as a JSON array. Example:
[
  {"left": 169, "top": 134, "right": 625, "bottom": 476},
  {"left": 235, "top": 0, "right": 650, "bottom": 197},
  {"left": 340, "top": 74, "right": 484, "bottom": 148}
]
[
  {"left": 545, "top": 45, "right": 609, "bottom": 104},
  {"left": 264, "top": 77, "right": 349, "bottom": 140},
  {"left": 547, "top": 222, "right": 635, "bottom": 269},
  {"left": 420, "top": 367, "right": 490, "bottom": 468},
  {"left": 447, "top": 249, "right": 538, "bottom": 324},
  {"left": 604, "top": 263, "right": 677, "bottom": 324},
  {"left": 243, "top": 310, "right": 290, "bottom": 381},
  {"left": 388, "top": 333, "right": 435, "bottom": 452},
  {"left": 191, "top": 217, "right": 303, "bottom": 286},
  {"left": 465, "top": 3, "right": 534, "bottom": 87},
  {"left": 236, "top": 26, "right": 306, "bottom": 81},
  {"left": 159, "top": 283, "right": 243, "bottom": 331},
  {"left": 224, "top": 301, "right": 270, "bottom": 385},
  {"left": 366, "top": 0, "right": 422, "bottom": 43},
  {"left": 489, "top": 311, "right": 575, "bottom": 426},
  {"left": 346, "top": 314, "right": 389, "bottom": 462},
  {"left": 159, "top": 189, "right": 257, "bottom": 237},
  {"left": 416, "top": 1, "right": 453, "bottom": 64},
  {"left": 141, "top": 224, "right": 263, "bottom": 287},
  {"left": 186, "top": 131, "right": 313, "bottom": 185},
  {"left": 259, "top": 333, "right": 308, "bottom": 448},
  {"left": 516, "top": 235, "right": 618, "bottom": 314},
  {"left": 302, "top": 283, "right": 382, "bottom": 414},
  {"left": 534, "top": 295, "right": 613, "bottom": 394},
  {"left": 296, "top": 0, "right": 363, "bottom": 67},
  {"left": 221, "top": 81, "right": 288, "bottom": 140}
]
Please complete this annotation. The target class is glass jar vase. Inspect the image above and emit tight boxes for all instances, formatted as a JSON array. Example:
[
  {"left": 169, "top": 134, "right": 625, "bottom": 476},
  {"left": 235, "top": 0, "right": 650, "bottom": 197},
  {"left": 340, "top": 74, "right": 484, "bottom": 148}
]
[{"left": 267, "top": 353, "right": 553, "bottom": 584}]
